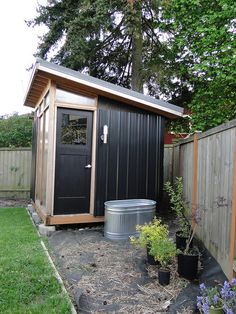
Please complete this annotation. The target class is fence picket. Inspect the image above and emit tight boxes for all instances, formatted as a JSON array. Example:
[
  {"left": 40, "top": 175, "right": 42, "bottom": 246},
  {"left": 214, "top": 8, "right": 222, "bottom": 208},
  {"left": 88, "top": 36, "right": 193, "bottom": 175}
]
[{"left": 0, "top": 148, "right": 31, "bottom": 199}]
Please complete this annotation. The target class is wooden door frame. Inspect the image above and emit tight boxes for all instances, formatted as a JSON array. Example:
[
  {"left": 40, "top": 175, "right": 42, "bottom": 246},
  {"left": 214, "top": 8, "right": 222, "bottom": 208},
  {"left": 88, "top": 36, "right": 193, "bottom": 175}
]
[{"left": 53, "top": 101, "right": 97, "bottom": 216}]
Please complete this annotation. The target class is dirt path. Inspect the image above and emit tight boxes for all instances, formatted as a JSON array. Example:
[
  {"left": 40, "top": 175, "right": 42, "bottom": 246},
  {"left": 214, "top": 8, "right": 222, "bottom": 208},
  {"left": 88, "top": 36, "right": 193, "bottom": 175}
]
[{"left": 0, "top": 198, "right": 29, "bottom": 207}]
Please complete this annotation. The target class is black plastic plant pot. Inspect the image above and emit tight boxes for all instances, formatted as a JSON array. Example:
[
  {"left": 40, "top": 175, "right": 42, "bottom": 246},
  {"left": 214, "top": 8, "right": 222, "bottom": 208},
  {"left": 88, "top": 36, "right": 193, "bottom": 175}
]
[
  {"left": 177, "top": 253, "right": 198, "bottom": 280},
  {"left": 146, "top": 247, "right": 159, "bottom": 265},
  {"left": 158, "top": 269, "right": 170, "bottom": 285},
  {"left": 176, "top": 231, "right": 193, "bottom": 251}
]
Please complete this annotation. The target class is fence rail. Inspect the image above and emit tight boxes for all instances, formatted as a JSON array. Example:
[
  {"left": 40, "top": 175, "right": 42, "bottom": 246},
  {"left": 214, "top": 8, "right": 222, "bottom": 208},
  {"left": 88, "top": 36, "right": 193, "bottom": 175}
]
[{"left": 0, "top": 148, "right": 31, "bottom": 199}]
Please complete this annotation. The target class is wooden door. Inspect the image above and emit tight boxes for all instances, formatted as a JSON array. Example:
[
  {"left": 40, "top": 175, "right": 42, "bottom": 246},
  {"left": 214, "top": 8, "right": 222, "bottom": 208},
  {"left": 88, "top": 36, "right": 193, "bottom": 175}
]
[{"left": 54, "top": 108, "right": 93, "bottom": 215}]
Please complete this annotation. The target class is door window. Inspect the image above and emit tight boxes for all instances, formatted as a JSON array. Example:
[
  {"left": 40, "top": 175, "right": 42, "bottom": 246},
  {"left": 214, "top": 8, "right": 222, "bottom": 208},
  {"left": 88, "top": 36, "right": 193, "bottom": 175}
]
[{"left": 61, "top": 114, "right": 87, "bottom": 145}]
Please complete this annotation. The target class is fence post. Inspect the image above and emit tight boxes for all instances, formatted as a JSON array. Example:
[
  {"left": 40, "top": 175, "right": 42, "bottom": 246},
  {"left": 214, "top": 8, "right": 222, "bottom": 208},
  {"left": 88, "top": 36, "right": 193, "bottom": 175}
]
[
  {"left": 192, "top": 133, "right": 198, "bottom": 228},
  {"left": 229, "top": 135, "right": 236, "bottom": 279}
]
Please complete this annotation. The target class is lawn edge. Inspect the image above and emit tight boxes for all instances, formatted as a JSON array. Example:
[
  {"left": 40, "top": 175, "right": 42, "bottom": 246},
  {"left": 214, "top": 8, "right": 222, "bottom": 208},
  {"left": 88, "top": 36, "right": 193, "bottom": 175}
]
[{"left": 26, "top": 206, "right": 77, "bottom": 314}]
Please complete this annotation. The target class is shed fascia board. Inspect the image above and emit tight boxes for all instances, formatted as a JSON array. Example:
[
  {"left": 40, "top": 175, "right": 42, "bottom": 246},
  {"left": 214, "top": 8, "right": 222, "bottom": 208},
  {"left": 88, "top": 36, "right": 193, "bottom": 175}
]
[
  {"left": 24, "top": 59, "right": 184, "bottom": 118},
  {"left": 23, "top": 62, "right": 40, "bottom": 107}
]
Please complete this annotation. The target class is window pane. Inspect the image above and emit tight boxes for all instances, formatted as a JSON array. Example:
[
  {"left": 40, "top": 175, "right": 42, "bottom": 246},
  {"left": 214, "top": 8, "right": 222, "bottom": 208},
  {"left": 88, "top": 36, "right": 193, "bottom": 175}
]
[
  {"left": 56, "top": 89, "right": 96, "bottom": 106},
  {"left": 61, "top": 114, "right": 87, "bottom": 145}
]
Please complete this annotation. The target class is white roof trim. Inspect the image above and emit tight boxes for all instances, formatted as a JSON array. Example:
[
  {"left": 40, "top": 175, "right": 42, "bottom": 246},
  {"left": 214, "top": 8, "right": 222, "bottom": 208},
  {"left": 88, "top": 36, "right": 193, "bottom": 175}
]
[{"left": 37, "top": 63, "right": 183, "bottom": 117}]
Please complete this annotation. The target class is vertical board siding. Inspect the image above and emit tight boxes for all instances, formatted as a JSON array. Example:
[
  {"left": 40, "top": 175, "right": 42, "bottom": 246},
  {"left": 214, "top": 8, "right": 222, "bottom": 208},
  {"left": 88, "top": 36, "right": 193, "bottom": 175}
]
[
  {"left": 95, "top": 97, "right": 164, "bottom": 215},
  {"left": 165, "top": 120, "right": 236, "bottom": 278},
  {"left": 180, "top": 142, "right": 193, "bottom": 212},
  {"left": 0, "top": 148, "right": 31, "bottom": 198},
  {"left": 196, "top": 128, "right": 235, "bottom": 277},
  {"left": 163, "top": 145, "right": 174, "bottom": 184}
]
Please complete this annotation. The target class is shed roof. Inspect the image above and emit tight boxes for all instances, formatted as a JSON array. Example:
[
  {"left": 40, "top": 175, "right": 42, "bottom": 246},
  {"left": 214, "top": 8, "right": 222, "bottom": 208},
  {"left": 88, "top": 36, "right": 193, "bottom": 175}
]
[{"left": 23, "top": 59, "right": 184, "bottom": 119}]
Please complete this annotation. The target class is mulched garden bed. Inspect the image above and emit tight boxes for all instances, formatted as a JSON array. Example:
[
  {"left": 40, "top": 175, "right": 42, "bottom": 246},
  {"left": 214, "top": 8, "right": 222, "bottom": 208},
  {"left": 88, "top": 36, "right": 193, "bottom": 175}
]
[{"left": 48, "top": 227, "right": 192, "bottom": 313}]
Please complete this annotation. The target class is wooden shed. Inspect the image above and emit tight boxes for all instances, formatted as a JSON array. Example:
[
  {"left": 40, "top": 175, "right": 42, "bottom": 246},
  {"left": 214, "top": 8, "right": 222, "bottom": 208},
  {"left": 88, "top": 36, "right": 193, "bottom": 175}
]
[{"left": 24, "top": 59, "right": 183, "bottom": 225}]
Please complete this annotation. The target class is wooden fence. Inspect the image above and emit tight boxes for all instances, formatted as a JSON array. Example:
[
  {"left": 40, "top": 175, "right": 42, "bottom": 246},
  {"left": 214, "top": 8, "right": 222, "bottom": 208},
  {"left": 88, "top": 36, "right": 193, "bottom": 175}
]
[
  {"left": 164, "top": 119, "right": 236, "bottom": 279},
  {"left": 0, "top": 148, "right": 31, "bottom": 199},
  {"left": 0, "top": 145, "right": 180, "bottom": 200},
  {"left": 1, "top": 129, "right": 236, "bottom": 278}
]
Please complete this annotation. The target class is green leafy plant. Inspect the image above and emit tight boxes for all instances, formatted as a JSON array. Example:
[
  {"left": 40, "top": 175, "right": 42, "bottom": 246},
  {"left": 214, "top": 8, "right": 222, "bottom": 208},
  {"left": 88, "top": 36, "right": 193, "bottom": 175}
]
[
  {"left": 164, "top": 177, "right": 190, "bottom": 238},
  {"left": 130, "top": 217, "right": 169, "bottom": 250},
  {"left": 197, "top": 280, "right": 236, "bottom": 313},
  {"left": 0, "top": 113, "right": 33, "bottom": 147},
  {"left": 150, "top": 237, "right": 176, "bottom": 269},
  {"left": 164, "top": 177, "right": 202, "bottom": 255},
  {"left": 29, "top": 0, "right": 236, "bottom": 132}
]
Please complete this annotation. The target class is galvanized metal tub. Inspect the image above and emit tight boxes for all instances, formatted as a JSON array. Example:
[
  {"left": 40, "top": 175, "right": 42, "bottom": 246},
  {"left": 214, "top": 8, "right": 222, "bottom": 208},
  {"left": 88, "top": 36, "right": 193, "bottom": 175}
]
[{"left": 104, "top": 199, "right": 156, "bottom": 240}]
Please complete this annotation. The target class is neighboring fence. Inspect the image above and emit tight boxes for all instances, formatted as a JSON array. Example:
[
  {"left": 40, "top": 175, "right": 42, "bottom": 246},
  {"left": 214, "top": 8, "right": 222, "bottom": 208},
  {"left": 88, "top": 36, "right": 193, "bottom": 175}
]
[
  {"left": 0, "top": 148, "right": 31, "bottom": 199},
  {"left": 163, "top": 145, "right": 174, "bottom": 184},
  {"left": 164, "top": 119, "right": 236, "bottom": 279},
  {"left": 0, "top": 145, "right": 180, "bottom": 200}
]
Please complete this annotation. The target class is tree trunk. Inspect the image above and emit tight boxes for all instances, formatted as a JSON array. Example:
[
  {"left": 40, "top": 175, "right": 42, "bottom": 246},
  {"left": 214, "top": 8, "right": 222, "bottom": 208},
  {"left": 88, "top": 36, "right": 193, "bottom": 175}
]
[{"left": 130, "top": 1, "right": 143, "bottom": 93}]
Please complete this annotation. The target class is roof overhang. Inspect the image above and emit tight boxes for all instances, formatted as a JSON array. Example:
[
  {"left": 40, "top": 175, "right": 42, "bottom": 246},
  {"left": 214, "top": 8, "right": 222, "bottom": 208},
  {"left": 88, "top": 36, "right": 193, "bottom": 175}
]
[{"left": 23, "top": 59, "right": 184, "bottom": 119}]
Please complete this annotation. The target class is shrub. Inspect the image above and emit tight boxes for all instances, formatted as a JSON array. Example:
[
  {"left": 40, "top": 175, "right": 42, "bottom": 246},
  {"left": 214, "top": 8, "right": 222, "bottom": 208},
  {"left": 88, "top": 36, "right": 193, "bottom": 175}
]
[
  {"left": 130, "top": 217, "right": 169, "bottom": 249},
  {"left": 0, "top": 113, "right": 33, "bottom": 147}
]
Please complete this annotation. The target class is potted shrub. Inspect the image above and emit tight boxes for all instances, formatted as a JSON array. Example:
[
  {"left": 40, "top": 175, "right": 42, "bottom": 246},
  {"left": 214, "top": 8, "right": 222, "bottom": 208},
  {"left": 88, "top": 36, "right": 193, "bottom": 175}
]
[
  {"left": 130, "top": 217, "right": 169, "bottom": 265},
  {"left": 164, "top": 177, "right": 201, "bottom": 280},
  {"left": 150, "top": 237, "right": 176, "bottom": 285},
  {"left": 164, "top": 177, "right": 192, "bottom": 250},
  {"left": 197, "top": 280, "right": 236, "bottom": 314},
  {"left": 177, "top": 248, "right": 199, "bottom": 280},
  {"left": 177, "top": 213, "right": 199, "bottom": 280}
]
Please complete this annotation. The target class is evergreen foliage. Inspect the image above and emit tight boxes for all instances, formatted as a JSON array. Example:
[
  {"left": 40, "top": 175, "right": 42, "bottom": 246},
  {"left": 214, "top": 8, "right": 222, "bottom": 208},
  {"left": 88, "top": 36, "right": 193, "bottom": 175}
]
[
  {"left": 28, "top": 0, "right": 165, "bottom": 93},
  {"left": 28, "top": 0, "right": 236, "bottom": 131}
]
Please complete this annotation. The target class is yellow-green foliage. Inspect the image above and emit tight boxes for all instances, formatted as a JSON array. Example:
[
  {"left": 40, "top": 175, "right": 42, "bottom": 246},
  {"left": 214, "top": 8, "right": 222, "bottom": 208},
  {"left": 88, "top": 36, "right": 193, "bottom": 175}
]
[
  {"left": 130, "top": 217, "right": 169, "bottom": 248},
  {"left": 150, "top": 238, "right": 176, "bottom": 269}
]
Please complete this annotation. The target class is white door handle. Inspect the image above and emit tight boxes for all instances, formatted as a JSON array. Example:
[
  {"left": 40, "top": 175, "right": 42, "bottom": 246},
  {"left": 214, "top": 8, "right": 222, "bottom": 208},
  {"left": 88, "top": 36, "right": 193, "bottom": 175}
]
[{"left": 85, "top": 164, "right": 92, "bottom": 169}]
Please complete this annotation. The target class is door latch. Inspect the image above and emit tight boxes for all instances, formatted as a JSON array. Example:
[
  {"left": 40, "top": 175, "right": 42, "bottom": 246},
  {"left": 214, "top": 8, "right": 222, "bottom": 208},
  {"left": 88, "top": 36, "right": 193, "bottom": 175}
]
[{"left": 85, "top": 164, "right": 92, "bottom": 169}]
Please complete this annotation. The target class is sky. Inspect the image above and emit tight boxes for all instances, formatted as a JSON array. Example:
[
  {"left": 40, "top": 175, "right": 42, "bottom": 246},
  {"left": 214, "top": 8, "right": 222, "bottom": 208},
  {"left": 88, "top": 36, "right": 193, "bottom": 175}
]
[{"left": 0, "top": 1, "right": 47, "bottom": 116}]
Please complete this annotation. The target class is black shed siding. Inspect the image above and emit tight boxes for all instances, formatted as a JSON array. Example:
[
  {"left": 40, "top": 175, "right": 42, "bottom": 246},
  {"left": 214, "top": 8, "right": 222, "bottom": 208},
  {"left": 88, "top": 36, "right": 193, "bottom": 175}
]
[{"left": 94, "top": 96, "right": 164, "bottom": 216}]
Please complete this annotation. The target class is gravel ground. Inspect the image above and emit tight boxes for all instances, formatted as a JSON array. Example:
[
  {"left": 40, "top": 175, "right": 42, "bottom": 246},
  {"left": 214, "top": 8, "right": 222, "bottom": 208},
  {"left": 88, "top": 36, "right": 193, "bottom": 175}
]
[{"left": 0, "top": 198, "right": 29, "bottom": 208}]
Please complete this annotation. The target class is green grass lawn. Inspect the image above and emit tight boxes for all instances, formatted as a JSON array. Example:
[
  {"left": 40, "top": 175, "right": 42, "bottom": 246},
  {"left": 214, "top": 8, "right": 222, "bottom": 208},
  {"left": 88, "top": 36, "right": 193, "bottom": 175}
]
[{"left": 0, "top": 207, "right": 72, "bottom": 314}]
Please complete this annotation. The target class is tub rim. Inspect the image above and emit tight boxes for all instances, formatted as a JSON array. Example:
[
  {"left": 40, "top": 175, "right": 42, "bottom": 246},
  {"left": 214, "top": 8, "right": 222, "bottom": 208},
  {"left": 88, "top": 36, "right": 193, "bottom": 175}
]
[{"left": 104, "top": 199, "right": 156, "bottom": 210}]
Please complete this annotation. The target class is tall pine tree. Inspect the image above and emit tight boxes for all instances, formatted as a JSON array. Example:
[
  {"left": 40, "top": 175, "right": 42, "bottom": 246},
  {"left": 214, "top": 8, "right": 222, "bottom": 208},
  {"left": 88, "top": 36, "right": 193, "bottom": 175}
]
[
  {"left": 29, "top": 0, "right": 236, "bottom": 131},
  {"left": 28, "top": 0, "right": 170, "bottom": 93}
]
